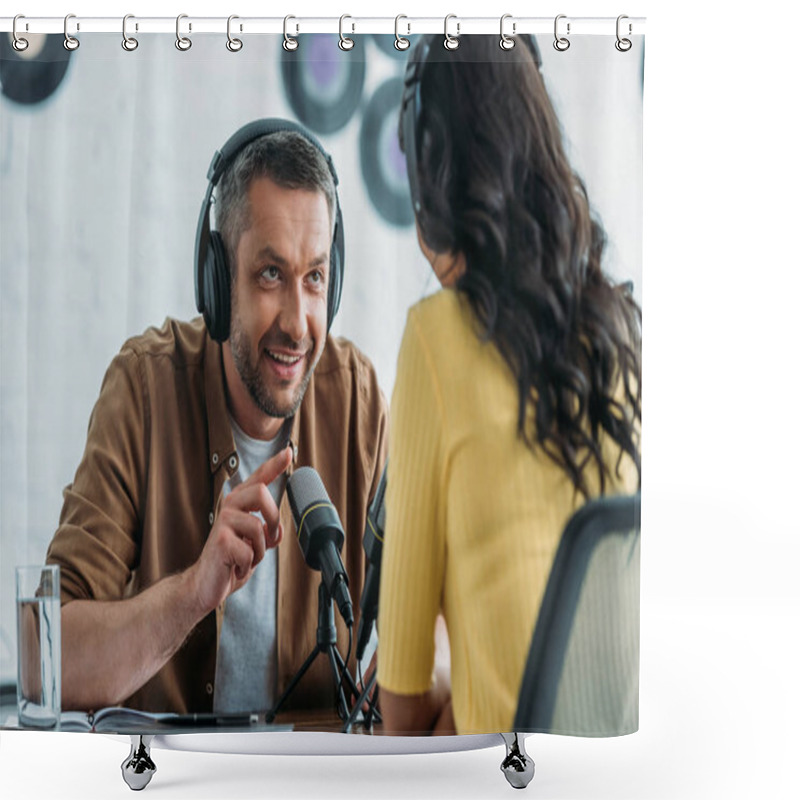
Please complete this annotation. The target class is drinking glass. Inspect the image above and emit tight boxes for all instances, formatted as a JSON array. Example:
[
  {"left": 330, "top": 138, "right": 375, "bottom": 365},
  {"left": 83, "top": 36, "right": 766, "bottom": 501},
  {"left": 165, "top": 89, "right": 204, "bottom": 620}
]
[{"left": 16, "top": 565, "right": 61, "bottom": 728}]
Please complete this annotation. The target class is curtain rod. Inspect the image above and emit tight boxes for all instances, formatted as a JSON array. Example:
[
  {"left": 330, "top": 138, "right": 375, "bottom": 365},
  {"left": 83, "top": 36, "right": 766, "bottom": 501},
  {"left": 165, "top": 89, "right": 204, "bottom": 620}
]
[{"left": 0, "top": 16, "right": 646, "bottom": 37}]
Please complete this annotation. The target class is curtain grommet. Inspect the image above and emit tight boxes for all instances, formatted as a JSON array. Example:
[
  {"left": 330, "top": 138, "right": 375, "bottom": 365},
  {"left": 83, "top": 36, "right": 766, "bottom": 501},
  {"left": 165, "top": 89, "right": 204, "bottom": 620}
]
[
  {"left": 63, "top": 14, "right": 80, "bottom": 51},
  {"left": 395, "top": 15, "right": 411, "bottom": 51},
  {"left": 283, "top": 15, "right": 299, "bottom": 52},
  {"left": 554, "top": 14, "right": 571, "bottom": 51},
  {"left": 176, "top": 14, "right": 192, "bottom": 51},
  {"left": 615, "top": 15, "right": 632, "bottom": 52},
  {"left": 121, "top": 14, "right": 138, "bottom": 52},
  {"left": 500, "top": 14, "right": 517, "bottom": 51},
  {"left": 13, "top": 14, "right": 29, "bottom": 52},
  {"left": 226, "top": 15, "right": 243, "bottom": 52},
  {"left": 443, "top": 13, "right": 460, "bottom": 51},
  {"left": 339, "top": 14, "right": 355, "bottom": 51}
]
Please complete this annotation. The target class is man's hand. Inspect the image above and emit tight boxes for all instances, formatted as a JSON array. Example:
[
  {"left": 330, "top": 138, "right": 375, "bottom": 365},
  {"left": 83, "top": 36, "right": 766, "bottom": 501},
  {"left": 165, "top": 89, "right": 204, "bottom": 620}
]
[
  {"left": 59, "top": 445, "right": 293, "bottom": 711},
  {"left": 187, "top": 445, "right": 292, "bottom": 616}
]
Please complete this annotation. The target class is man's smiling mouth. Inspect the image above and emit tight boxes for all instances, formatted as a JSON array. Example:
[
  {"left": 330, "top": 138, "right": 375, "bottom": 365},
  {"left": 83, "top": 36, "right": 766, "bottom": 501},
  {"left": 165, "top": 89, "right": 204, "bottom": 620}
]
[{"left": 266, "top": 349, "right": 303, "bottom": 365}]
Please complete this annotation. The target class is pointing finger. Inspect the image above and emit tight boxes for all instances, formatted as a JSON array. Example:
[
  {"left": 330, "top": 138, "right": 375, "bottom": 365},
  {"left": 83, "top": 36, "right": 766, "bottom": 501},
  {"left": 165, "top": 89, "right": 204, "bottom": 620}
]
[{"left": 244, "top": 446, "right": 293, "bottom": 490}]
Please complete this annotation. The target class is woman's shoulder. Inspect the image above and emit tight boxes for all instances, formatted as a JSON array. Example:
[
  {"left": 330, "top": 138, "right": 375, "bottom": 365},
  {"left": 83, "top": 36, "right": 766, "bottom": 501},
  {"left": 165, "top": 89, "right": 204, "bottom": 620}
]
[
  {"left": 408, "top": 289, "right": 473, "bottom": 344},
  {"left": 410, "top": 287, "right": 461, "bottom": 315},
  {"left": 404, "top": 289, "right": 507, "bottom": 394}
]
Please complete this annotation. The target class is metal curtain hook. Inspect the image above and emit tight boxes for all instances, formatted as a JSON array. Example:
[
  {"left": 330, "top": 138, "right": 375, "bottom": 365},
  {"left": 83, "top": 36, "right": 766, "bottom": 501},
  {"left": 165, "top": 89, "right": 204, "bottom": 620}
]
[
  {"left": 122, "top": 14, "right": 138, "bottom": 51},
  {"left": 283, "top": 15, "right": 299, "bottom": 51},
  {"left": 227, "top": 15, "right": 242, "bottom": 52},
  {"left": 395, "top": 15, "right": 410, "bottom": 51},
  {"left": 12, "top": 14, "right": 29, "bottom": 52},
  {"left": 176, "top": 14, "right": 192, "bottom": 51},
  {"left": 444, "top": 14, "right": 460, "bottom": 51},
  {"left": 554, "top": 14, "right": 570, "bottom": 51},
  {"left": 500, "top": 14, "right": 515, "bottom": 51},
  {"left": 64, "top": 13, "right": 80, "bottom": 51},
  {"left": 339, "top": 14, "right": 354, "bottom": 51},
  {"left": 615, "top": 14, "right": 632, "bottom": 52}
]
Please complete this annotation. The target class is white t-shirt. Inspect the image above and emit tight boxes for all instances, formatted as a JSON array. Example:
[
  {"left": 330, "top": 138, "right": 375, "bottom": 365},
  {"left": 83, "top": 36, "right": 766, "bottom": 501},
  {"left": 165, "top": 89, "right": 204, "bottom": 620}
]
[{"left": 212, "top": 416, "right": 291, "bottom": 714}]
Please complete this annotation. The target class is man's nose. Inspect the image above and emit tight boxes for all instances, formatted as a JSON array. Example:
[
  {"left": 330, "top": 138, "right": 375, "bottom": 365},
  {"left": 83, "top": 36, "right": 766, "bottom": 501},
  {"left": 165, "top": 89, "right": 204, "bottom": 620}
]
[{"left": 279, "top": 282, "right": 309, "bottom": 344}]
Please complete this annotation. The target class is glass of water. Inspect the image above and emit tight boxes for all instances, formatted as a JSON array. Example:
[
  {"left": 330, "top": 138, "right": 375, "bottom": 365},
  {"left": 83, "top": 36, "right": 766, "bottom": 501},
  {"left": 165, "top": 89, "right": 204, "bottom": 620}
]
[{"left": 16, "top": 565, "right": 61, "bottom": 728}]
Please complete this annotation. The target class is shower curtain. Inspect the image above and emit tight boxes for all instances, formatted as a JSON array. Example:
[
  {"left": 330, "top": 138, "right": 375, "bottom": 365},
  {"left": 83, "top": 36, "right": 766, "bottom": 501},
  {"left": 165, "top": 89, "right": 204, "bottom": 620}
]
[{"left": 0, "top": 23, "right": 643, "bottom": 739}]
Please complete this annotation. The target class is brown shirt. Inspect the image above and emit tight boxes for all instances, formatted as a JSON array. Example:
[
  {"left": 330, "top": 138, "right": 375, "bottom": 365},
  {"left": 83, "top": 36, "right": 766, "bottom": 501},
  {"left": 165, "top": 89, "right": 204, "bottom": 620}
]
[{"left": 46, "top": 317, "right": 388, "bottom": 714}]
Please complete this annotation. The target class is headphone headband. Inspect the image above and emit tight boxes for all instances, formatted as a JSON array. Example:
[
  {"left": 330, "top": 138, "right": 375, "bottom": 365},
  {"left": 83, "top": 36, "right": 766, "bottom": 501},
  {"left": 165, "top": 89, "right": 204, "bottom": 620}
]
[
  {"left": 195, "top": 118, "right": 345, "bottom": 341},
  {"left": 206, "top": 118, "right": 341, "bottom": 186}
]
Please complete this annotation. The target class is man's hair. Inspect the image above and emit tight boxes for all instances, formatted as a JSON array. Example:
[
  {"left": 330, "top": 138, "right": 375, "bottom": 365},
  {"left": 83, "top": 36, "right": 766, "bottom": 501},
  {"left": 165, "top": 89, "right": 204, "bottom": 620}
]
[{"left": 214, "top": 130, "right": 337, "bottom": 276}]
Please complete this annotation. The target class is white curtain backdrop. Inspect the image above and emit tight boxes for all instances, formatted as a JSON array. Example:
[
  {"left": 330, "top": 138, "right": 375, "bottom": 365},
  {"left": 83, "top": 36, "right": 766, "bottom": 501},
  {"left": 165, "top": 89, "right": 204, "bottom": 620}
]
[{"left": 0, "top": 32, "right": 642, "bottom": 683}]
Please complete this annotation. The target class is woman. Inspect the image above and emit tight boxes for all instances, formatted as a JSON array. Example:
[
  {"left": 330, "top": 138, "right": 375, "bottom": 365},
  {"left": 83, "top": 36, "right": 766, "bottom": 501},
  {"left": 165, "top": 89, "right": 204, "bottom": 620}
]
[{"left": 377, "top": 35, "right": 642, "bottom": 735}]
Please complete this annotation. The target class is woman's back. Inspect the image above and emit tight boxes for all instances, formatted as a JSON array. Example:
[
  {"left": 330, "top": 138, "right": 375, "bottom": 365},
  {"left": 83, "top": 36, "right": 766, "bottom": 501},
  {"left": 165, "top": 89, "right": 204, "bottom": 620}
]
[{"left": 380, "top": 289, "right": 638, "bottom": 733}]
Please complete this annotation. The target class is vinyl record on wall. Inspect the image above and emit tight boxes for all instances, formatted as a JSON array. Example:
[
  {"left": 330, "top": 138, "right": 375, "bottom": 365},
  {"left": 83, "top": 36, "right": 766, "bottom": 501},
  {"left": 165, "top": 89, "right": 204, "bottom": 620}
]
[
  {"left": 0, "top": 33, "right": 73, "bottom": 106},
  {"left": 359, "top": 77, "right": 413, "bottom": 228},
  {"left": 280, "top": 34, "right": 365, "bottom": 135}
]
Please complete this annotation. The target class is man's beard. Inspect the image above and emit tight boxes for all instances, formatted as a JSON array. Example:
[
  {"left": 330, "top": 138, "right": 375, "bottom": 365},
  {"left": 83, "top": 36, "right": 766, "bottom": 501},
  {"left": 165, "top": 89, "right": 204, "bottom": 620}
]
[{"left": 229, "top": 318, "right": 316, "bottom": 420}]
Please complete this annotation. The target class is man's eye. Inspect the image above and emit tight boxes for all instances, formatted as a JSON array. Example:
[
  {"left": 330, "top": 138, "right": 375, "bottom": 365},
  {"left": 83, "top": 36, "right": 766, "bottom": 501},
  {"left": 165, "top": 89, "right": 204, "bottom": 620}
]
[
  {"left": 309, "top": 271, "right": 323, "bottom": 285},
  {"left": 261, "top": 266, "right": 280, "bottom": 281}
]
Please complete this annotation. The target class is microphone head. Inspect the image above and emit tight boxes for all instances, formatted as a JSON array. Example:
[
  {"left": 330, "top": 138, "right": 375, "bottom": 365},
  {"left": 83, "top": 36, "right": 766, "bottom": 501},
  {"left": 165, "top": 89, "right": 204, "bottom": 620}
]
[
  {"left": 287, "top": 466, "right": 328, "bottom": 520},
  {"left": 286, "top": 467, "right": 353, "bottom": 627},
  {"left": 286, "top": 467, "right": 345, "bottom": 566}
]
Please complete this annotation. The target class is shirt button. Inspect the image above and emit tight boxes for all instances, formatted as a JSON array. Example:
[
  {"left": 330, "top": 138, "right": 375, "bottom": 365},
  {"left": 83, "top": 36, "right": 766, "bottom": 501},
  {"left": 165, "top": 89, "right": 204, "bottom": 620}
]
[
  {"left": 206, "top": 682, "right": 214, "bottom": 695},
  {"left": 208, "top": 512, "right": 214, "bottom": 525},
  {"left": 228, "top": 455, "right": 238, "bottom": 470},
  {"left": 212, "top": 453, "right": 219, "bottom": 465}
]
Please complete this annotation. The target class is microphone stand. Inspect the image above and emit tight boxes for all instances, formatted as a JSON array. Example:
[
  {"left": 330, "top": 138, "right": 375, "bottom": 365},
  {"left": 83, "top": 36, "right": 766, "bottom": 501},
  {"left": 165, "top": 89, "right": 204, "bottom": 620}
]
[
  {"left": 266, "top": 580, "right": 359, "bottom": 724},
  {"left": 341, "top": 667, "right": 382, "bottom": 733}
]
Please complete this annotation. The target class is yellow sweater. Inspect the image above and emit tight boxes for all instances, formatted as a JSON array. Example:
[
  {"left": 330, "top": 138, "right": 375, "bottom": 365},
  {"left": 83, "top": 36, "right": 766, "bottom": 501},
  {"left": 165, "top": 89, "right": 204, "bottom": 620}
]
[{"left": 377, "top": 289, "right": 638, "bottom": 734}]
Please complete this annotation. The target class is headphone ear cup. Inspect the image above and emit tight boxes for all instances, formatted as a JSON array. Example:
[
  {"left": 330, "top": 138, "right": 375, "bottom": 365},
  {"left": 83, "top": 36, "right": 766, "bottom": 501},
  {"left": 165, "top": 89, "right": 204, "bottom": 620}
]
[
  {"left": 326, "top": 202, "right": 345, "bottom": 330},
  {"left": 204, "top": 231, "right": 231, "bottom": 342},
  {"left": 327, "top": 248, "right": 339, "bottom": 330}
]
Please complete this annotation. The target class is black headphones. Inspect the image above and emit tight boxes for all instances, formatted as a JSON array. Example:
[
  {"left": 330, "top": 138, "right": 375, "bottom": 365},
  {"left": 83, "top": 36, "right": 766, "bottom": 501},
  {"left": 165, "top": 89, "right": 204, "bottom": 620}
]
[
  {"left": 400, "top": 34, "right": 543, "bottom": 221},
  {"left": 194, "top": 118, "right": 345, "bottom": 342}
]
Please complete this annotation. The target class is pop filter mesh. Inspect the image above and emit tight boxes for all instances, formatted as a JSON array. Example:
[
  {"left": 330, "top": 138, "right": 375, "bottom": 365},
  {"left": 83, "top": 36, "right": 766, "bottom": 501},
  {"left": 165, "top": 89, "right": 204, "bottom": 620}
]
[{"left": 286, "top": 466, "right": 328, "bottom": 524}]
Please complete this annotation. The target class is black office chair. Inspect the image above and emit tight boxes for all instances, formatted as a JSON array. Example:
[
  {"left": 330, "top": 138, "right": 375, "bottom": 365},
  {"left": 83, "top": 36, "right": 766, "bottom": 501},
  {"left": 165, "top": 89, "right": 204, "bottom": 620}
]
[{"left": 501, "top": 493, "right": 641, "bottom": 788}]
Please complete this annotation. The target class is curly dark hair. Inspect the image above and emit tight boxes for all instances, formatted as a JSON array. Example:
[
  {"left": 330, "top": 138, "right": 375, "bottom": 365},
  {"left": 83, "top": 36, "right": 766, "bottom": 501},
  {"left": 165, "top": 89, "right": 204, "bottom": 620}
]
[{"left": 402, "top": 35, "right": 641, "bottom": 498}]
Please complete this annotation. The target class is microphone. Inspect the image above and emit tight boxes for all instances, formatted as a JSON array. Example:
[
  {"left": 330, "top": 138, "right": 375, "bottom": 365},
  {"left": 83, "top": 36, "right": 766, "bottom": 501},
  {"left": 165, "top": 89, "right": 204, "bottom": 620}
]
[
  {"left": 286, "top": 467, "right": 354, "bottom": 627},
  {"left": 356, "top": 461, "right": 387, "bottom": 662}
]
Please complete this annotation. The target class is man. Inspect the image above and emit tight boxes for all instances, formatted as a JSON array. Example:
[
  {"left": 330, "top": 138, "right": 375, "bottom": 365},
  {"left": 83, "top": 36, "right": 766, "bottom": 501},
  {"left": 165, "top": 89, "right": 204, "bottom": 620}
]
[{"left": 46, "top": 122, "right": 387, "bottom": 716}]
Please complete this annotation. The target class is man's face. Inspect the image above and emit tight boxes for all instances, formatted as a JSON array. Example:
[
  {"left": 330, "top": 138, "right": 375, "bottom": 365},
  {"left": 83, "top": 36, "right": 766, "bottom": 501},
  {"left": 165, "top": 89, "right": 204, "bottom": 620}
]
[{"left": 228, "top": 177, "right": 331, "bottom": 423}]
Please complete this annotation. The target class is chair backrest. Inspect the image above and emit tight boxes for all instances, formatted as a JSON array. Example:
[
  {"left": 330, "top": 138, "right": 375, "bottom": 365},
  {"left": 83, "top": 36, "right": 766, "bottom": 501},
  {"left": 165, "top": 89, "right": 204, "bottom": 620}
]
[{"left": 513, "top": 493, "right": 641, "bottom": 736}]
